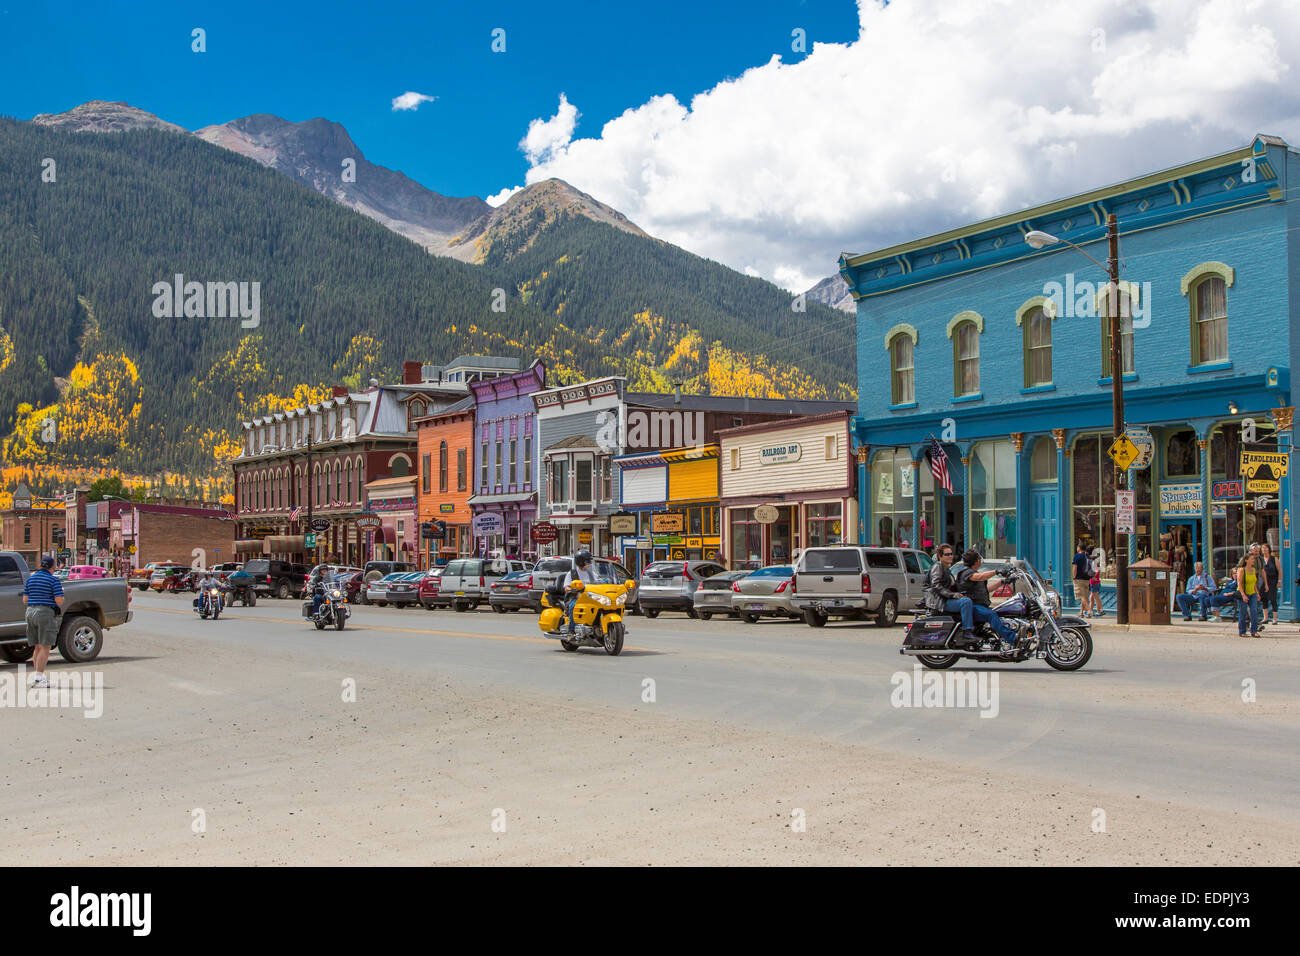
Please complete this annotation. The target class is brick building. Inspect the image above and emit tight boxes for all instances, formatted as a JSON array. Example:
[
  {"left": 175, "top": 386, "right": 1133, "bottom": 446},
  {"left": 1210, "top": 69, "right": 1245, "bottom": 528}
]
[
  {"left": 2, "top": 483, "right": 65, "bottom": 567},
  {"left": 415, "top": 396, "right": 475, "bottom": 566},
  {"left": 117, "top": 503, "right": 237, "bottom": 570}
]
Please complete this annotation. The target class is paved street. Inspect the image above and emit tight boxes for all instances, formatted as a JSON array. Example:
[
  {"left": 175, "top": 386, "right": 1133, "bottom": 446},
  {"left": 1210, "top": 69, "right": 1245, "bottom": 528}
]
[{"left": 3, "top": 591, "right": 1298, "bottom": 865}]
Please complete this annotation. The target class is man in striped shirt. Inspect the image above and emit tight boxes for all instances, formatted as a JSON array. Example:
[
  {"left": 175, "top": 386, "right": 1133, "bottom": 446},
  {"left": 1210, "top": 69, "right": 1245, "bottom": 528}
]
[{"left": 23, "top": 556, "right": 64, "bottom": 687}]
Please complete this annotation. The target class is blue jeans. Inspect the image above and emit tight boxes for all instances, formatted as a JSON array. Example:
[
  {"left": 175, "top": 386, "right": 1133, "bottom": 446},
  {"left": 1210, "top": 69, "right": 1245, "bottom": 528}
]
[
  {"left": 312, "top": 593, "right": 324, "bottom": 615},
  {"left": 972, "top": 604, "right": 1016, "bottom": 643},
  {"left": 1237, "top": 593, "right": 1260, "bottom": 635},
  {"left": 1175, "top": 591, "right": 1211, "bottom": 620},
  {"left": 565, "top": 595, "right": 578, "bottom": 633},
  {"left": 942, "top": 597, "right": 973, "bottom": 633}
]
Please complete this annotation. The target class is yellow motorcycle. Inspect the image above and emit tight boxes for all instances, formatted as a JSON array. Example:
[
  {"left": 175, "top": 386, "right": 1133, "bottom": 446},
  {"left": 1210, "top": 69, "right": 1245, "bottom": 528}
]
[{"left": 539, "top": 579, "right": 636, "bottom": 655}]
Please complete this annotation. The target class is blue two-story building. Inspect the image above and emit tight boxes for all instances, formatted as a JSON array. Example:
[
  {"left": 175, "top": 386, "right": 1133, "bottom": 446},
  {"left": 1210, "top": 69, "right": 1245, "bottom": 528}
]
[{"left": 842, "top": 135, "right": 1297, "bottom": 613}]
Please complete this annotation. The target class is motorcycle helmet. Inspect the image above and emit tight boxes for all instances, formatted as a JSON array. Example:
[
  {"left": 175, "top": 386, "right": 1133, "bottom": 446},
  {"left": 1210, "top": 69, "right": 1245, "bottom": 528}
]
[{"left": 574, "top": 549, "right": 593, "bottom": 569}]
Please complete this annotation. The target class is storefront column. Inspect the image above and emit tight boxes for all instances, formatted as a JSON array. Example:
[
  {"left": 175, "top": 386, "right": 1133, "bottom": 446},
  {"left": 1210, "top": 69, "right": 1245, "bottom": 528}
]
[
  {"left": 1271, "top": 407, "right": 1294, "bottom": 617},
  {"left": 959, "top": 453, "right": 971, "bottom": 548},
  {"left": 910, "top": 459, "right": 922, "bottom": 550},
  {"left": 1011, "top": 433, "right": 1027, "bottom": 558},
  {"left": 1053, "top": 428, "right": 1068, "bottom": 602},
  {"left": 855, "top": 445, "right": 870, "bottom": 545},
  {"left": 1197, "top": 438, "right": 1212, "bottom": 572}
]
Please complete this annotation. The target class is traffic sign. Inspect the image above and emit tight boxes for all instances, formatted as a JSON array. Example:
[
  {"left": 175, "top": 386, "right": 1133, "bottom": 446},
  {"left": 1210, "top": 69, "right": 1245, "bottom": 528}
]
[
  {"left": 1116, "top": 490, "right": 1136, "bottom": 534},
  {"left": 1107, "top": 435, "right": 1141, "bottom": 471},
  {"left": 304, "top": 533, "right": 317, "bottom": 548}
]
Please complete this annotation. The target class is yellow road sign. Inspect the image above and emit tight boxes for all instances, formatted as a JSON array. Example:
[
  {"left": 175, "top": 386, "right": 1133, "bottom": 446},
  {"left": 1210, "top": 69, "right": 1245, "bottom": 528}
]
[{"left": 1107, "top": 435, "right": 1140, "bottom": 471}]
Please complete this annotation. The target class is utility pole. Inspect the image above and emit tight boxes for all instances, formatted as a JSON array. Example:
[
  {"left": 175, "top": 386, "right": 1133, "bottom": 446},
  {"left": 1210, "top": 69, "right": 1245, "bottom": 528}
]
[{"left": 1107, "top": 213, "right": 1129, "bottom": 625}]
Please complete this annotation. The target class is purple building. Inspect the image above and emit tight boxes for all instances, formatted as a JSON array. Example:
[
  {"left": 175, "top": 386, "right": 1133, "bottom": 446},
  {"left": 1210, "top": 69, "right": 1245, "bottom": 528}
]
[{"left": 467, "top": 361, "right": 547, "bottom": 558}]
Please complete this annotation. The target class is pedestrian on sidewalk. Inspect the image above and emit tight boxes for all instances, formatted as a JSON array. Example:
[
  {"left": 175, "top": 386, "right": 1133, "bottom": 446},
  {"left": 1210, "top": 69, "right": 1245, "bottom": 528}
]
[
  {"left": 1234, "top": 554, "right": 1261, "bottom": 638},
  {"left": 1072, "top": 542, "right": 1092, "bottom": 616},
  {"left": 1175, "top": 562, "right": 1215, "bottom": 621},
  {"left": 22, "top": 556, "right": 64, "bottom": 687},
  {"left": 1088, "top": 549, "right": 1105, "bottom": 617},
  {"left": 1260, "top": 542, "right": 1280, "bottom": 626}
]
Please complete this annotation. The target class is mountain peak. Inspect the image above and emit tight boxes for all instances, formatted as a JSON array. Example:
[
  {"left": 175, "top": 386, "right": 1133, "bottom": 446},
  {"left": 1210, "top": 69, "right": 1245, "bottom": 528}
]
[{"left": 29, "top": 100, "right": 189, "bottom": 134}]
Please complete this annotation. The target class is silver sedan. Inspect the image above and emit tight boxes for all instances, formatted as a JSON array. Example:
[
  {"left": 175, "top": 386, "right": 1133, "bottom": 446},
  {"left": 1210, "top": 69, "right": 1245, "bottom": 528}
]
[
  {"left": 692, "top": 570, "right": 752, "bottom": 620},
  {"left": 730, "top": 565, "right": 800, "bottom": 623}
]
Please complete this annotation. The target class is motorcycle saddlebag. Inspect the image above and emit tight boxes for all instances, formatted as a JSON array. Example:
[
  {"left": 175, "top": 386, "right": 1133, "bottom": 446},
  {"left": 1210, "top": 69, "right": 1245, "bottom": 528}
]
[
  {"left": 301, "top": 602, "right": 313, "bottom": 618},
  {"left": 903, "top": 615, "right": 956, "bottom": 648}
]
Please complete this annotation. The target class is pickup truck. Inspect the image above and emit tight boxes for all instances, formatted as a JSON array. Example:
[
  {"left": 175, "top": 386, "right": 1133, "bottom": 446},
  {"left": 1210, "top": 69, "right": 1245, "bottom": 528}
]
[
  {"left": 0, "top": 551, "right": 132, "bottom": 663},
  {"left": 791, "top": 546, "right": 933, "bottom": 628}
]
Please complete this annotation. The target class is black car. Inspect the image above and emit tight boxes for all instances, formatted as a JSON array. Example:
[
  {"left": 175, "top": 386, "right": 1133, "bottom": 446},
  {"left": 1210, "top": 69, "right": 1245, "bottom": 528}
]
[
  {"left": 488, "top": 570, "right": 541, "bottom": 613},
  {"left": 243, "top": 558, "right": 309, "bottom": 599}
]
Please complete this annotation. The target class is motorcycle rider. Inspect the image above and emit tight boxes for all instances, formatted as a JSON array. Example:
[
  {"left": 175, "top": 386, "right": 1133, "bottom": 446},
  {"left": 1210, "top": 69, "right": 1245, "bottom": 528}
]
[
  {"left": 562, "top": 550, "right": 600, "bottom": 634},
  {"left": 924, "top": 544, "right": 979, "bottom": 647},
  {"left": 197, "top": 568, "right": 223, "bottom": 613},
  {"left": 309, "top": 564, "right": 334, "bottom": 618},
  {"left": 954, "top": 549, "right": 1018, "bottom": 648}
]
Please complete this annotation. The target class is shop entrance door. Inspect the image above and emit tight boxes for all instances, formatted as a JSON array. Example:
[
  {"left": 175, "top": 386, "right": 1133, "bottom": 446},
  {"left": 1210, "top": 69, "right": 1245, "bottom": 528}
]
[
  {"left": 1159, "top": 519, "right": 1199, "bottom": 592},
  {"left": 769, "top": 506, "right": 796, "bottom": 564},
  {"left": 1029, "top": 486, "right": 1058, "bottom": 581}
]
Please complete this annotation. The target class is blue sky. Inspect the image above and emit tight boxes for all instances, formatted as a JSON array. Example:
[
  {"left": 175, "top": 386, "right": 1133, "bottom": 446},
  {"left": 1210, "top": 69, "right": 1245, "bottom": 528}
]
[{"left": 0, "top": 0, "right": 858, "bottom": 201}]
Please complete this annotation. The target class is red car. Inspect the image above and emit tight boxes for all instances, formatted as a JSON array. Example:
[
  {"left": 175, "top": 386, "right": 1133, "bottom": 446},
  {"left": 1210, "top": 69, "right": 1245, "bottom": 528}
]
[{"left": 419, "top": 567, "right": 449, "bottom": 610}]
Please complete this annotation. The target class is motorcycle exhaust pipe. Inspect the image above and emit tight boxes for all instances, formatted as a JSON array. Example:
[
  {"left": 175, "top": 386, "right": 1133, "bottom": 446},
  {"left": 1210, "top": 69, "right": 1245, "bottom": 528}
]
[{"left": 899, "top": 647, "right": 1010, "bottom": 657}]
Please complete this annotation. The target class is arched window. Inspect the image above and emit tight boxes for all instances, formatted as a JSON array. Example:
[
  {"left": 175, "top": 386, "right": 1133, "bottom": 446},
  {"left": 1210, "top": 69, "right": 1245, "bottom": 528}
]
[
  {"left": 1164, "top": 429, "right": 1199, "bottom": 478},
  {"left": 1191, "top": 276, "right": 1228, "bottom": 365},
  {"left": 1021, "top": 306, "right": 1052, "bottom": 387},
  {"left": 355, "top": 457, "right": 364, "bottom": 502},
  {"left": 345, "top": 460, "right": 353, "bottom": 504},
  {"left": 334, "top": 460, "right": 342, "bottom": 505},
  {"left": 953, "top": 321, "right": 980, "bottom": 397},
  {"left": 439, "top": 441, "right": 449, "bottom": 493},
  {"left": 390, "top": 455, "right": 410, "bottom": 478},
  {"left": 884, "top": 325, "right": 917, "bottom": 406}
]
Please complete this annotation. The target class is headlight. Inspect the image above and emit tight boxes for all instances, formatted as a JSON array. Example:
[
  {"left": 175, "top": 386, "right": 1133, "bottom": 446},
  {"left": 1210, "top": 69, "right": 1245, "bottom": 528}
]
[
  {"left": 331, "top": 589, "right": 342, "bottom": 599},
  {"left": 616, "top": 592, "right": 627, "bottom": 605},
  {"left": 592, "top": 592, "right": 612, "bottom": 607}
]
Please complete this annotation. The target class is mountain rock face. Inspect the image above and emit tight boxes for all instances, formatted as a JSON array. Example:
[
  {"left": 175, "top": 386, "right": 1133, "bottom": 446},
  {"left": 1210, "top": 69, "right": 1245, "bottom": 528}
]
[
  {"left": 196, "top": 114, "right": 490, "bottom": 250},
  {"left": 30, "top": 100, "right": 189, "bottom": 135},
  {"left": 804, "top": 274, "right": 855, "bottom": 313},
  {"left": 447, "top": 178, "right": 649, "bottom": 263}
]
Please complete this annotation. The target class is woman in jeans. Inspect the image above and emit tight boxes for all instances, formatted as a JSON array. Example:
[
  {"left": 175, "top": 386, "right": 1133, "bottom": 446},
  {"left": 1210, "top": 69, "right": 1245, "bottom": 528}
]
[
  {"left": 1235, "top": 554, "right": 1261, "bottom": 638},
  {"left": 1260, "top": 543, "right": 1280, "bottom": 626}
]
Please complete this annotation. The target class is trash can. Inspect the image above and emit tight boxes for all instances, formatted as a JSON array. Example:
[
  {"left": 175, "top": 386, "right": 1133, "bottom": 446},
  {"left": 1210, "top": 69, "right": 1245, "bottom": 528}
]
[{"left": 1128, "top": 556, "right": 1173, "bottom": 625}]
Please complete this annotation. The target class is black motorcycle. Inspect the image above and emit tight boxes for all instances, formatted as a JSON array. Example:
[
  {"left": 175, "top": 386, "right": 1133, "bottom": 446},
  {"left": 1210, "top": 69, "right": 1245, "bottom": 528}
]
[
  {"left": 302, "top": 583, "right": 349, "bottom": 631},
  {"left": 901, "top": 559, "right": 1092, "bottom": 671},
  {"left": 194, "top": 583, "right": 225, "bottom": 621}
]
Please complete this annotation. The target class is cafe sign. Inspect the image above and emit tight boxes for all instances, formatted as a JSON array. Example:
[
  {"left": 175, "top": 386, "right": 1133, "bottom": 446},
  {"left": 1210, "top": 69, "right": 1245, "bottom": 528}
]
[
  {"left": 1240, "top": 449, "right": 1288, "bottom": 495},
  {"left": 1158, "top": 483, "right": 1201, "bottom": 516},
  {"left": 759, "top": 443, "right": 801, "bottom": 465}
]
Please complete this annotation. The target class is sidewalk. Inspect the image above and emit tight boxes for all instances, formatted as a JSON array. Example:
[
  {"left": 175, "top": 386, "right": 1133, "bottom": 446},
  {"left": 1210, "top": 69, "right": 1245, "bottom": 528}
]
[{"left": 1082, "top": 611, "right": 1298, "bottom": 637}]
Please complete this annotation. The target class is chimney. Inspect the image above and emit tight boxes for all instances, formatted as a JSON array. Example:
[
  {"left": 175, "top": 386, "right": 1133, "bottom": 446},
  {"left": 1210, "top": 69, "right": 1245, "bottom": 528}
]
[
  {"left": 402, "top": 361, "right": 422, "bottom": 385},
  {"left": 331, "top": 385, "right": 348, "bottom": 398}
]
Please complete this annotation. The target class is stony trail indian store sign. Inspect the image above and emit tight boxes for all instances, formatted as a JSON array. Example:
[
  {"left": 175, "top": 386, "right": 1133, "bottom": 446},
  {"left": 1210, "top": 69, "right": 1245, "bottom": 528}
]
[
  {"left": 1159, "top": 483, "right": 1228, "bottom": 517},
  {"left": 759, "top": 443, "right": 801, "bottom": 465}
]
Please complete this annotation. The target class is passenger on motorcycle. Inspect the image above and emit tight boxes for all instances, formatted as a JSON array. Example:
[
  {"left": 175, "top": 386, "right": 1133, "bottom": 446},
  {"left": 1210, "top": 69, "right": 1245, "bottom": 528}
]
[
  {"left": 308, "top": 565, "right": 334, "bottom": 616},
  {"left": 563, "top": 550, "right": 600, "bottom": 634},
  {"left": 923, "top": 545, "right": 979, "bottom": 647},
  {"left": 954, "top": 549, "right": 1017, "bottom": 647}
]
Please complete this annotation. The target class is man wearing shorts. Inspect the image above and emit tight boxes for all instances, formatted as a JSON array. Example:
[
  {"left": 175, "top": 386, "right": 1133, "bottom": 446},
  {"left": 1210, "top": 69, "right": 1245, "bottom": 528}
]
[
  {"left": 23, "top": 556, "right": 64, "bottom": 687},
  {"left": 1072, "top": 542, "right": 1091, "bottom": 614}
]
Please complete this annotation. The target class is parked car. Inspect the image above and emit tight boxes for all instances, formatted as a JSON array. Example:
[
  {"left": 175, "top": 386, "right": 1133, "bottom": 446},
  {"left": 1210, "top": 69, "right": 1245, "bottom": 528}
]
[
  {"left": 67, "top": 565, "right": 108, "bottom": 581},
  {"left": 381, "top": 571, "right": 423, "bottom": 608},
  {"left": 418, "top": 567, "right": 449, "bottom": 609},
  {"left": 637, "top": 560, "right": 728, "bottom": 618},
  {"left": 0, "top": 551, "right": 132, "bottom": 663},
  {"left": 334, "top": 570, "right": 365, "bottom": 604},
  {"left": 440, "top": 557, "right": 531, "bottom": 612},
  {"left": 692, "top": 570, "right": 751, "bottom": 619},
  {"left": 362, "top": 560, "right": 417, "bottom": 587},
  {"left": 131, "top": 562, "right": 179, "bottom": 591},
  {"left": 365, "top": 571, "right": 412, "bottom": 607},
  {"left": 488, "top": 570, "right": 541, "bottom": 613},
  {"left": 791, "top": 546, "right": 932, "bottom": 627},
  {"left": 527, "top": 556, "right": 639, "bottom": 613},
  {"left": 730, "top": 565, "right": 800, "bottom": 623},
  {"left": 242, "top": 558, "right": 309, "bottom": 599}
]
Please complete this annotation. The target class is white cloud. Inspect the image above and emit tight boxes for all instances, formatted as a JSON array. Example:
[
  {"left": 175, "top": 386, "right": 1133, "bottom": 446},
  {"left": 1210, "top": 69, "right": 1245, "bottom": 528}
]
[
  {"left": 505, "top": 0, "right": 1300, "bottom": 291},
  {"left": 485, "top": 185, "right": 523, "bottom": 207},
  {"left": 391, "top": 91, "right": 437, "bottom": 112},
  {"left": 520, "top": 93, "right": 579, "bottom": 164}
]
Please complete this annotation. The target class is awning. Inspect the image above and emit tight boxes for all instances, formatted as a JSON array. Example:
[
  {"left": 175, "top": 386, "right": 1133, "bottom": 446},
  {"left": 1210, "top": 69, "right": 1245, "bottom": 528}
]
[
  {"left": 234, "top": 539, "right": 268, "bottom": 555},
  {"left": 467, "top": 492, "right": 536, "bottom": 506},
  {"left": 265, "top": 535, "right": 306, "bottom": 552}
]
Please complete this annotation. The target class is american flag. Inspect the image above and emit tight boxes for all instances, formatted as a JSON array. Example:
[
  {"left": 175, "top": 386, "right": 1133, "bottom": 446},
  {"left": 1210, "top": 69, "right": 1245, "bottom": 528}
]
[
  {"left": 929, "top": 437, "right": 953, "bottom": 494},
  {"left": 290, "top": 505, "right": 302, "bottom": 521}
]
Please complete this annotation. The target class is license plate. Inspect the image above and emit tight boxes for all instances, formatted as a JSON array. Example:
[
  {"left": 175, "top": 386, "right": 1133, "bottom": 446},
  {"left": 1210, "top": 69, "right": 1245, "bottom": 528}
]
[
  {"left": 455, "top": 590, "right": 465, "bottom": 596},
  {"left": 748, "top": 603, "right": 764, "bottom": 611}
]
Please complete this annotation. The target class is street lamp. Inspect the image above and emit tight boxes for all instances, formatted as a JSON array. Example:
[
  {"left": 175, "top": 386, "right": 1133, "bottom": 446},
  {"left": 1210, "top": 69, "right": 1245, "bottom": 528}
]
[{"left": 1026, "top": 215, "right": 1130, "bottom": 624}]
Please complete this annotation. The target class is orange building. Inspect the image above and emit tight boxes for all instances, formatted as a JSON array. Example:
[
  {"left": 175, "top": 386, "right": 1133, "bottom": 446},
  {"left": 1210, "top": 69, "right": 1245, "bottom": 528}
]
[{"left": 415, "top": 396, "right": 475, "bottom": 566}]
